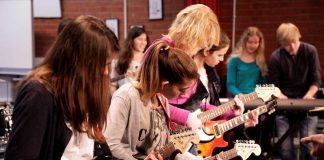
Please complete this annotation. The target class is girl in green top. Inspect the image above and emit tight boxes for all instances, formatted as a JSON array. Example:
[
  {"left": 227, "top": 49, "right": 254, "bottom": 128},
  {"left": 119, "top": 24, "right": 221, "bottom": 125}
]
[{"left": 226, "top": 26, "right": 268, "bottom": 97}]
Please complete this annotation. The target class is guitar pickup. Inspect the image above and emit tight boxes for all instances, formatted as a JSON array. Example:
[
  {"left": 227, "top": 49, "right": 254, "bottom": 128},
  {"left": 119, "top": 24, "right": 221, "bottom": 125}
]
[{"left": 213, "top": 125, "right": 221, "bottom": 137}]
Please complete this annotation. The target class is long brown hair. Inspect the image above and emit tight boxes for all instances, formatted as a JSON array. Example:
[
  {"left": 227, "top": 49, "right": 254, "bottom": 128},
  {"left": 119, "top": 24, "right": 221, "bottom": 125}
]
[
  {"left": 19, "top": 15, "right": 115, "bottom": 142},
  {"left": 137, "top": 40, "right": 199, "bottom": 100},
  {"left": 116, "top": 27, "right": 148, "bottom": 75}
]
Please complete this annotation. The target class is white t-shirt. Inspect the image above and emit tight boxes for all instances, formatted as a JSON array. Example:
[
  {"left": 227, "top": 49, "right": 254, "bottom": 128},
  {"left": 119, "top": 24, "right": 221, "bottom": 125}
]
[{"left": 110, "top": 59, "right": 141, "bottom": 88}]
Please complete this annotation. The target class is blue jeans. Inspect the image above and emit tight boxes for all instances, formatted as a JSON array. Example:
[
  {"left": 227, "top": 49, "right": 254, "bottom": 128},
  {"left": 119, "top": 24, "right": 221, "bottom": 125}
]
[{"left": 275, "top": 114, "right": 318, "bottom": 160}]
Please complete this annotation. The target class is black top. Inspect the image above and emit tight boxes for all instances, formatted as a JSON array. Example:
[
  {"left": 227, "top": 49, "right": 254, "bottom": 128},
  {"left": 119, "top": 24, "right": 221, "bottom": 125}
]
[
  {"left": 5, "top": 80, "right": 71, "bottom": 160},
  {"left": 5, "top": 80, "right": 113, "bottom": 160},
  {"left": 268, "top": 42, "right": 322, "bottom": 98},
  {"left": 170, "top": 64, "right": 221, "bottom": 112}
]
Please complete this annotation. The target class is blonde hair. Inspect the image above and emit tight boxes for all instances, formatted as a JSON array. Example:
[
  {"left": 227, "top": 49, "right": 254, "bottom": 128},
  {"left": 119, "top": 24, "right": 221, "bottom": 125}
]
[
  {"left": 276, "top": 22, "right": 301, "bottom": 45},
  {"left": 168, "top": 4, "right": 220, "bottom": 57},
  {"left": 231, "top": 26, "right": 267, "bottom": 77},
  {"left": 137, "top": 40, "right": 199, "bottom": 100}
]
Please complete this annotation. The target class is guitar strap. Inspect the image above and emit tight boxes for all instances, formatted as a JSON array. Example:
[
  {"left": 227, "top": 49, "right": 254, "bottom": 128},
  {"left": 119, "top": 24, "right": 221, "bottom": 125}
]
[
  {"left": 156, "top": 93, "right": 175, "bottom": 131},
  {"left": 94, "top": 127, "right": 113, "bottom": 159}
]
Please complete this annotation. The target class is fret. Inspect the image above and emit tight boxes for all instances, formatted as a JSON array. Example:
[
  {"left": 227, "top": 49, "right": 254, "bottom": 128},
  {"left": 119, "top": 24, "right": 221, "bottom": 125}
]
[
  {"left": 216, "top": 105, "right": 268, "bottom": 136},
  {"left": 197, "top": 91, "right": 260, "bottom": 123},
  {"left": 157, "top": 142, "right": 175, "bottom": 159},
  {"left": 217, "top": 148, "right": 237, "bottom": 160}
]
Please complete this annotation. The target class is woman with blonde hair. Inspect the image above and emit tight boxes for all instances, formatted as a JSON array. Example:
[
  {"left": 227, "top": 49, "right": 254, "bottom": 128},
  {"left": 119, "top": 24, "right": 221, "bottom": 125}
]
[
  {"left": 166, "top": 4, "right": 224, "bottom": 129},
  {"left": 227, "top": 26, "right": 268, "bottom": 97},
  {"left": 168, "top": 4, "right": 220, "bottom": 57}
]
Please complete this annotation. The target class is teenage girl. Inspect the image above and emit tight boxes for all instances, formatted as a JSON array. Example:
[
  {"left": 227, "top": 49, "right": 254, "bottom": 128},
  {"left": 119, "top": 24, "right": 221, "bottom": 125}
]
[
  {"left": 227, "top": 26, "right": 268, "bottom": 97},
  {"left": 105, "top": 39, "right": 203, "bottom": 160}
]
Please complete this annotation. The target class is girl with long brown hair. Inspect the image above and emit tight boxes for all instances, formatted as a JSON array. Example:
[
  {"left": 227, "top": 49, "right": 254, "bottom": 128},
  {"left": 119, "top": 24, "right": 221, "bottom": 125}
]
[
  {"left": 5, "top": 15, "right": 118, "bottom": 159},
  {"left": 105, "top": 39, "right": 202, "bottom": 160}
]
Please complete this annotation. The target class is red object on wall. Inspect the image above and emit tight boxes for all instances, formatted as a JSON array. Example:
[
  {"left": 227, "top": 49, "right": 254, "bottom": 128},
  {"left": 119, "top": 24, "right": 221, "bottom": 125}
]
[{"left": 185, "top": 0, "right": 220, "bottom": 17}]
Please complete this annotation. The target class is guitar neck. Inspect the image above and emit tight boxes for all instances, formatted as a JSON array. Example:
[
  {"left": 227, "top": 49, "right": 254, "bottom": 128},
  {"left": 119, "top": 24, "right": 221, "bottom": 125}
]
[
  {"left": 153, "top": 142, "right": 176, "bottom": 159},
  {"left": 197, "top": 92, "right": 258, "bottom": 122},
  {"left": 216, "top": 105, "right": 267, "bottom": 135},
  {"left": 204, "top": 148, "right": 237, "bottom": 160}
]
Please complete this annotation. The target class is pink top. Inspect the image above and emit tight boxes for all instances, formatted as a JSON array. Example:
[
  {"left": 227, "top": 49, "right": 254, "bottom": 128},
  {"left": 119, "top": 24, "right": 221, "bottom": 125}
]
[{"left": 169, "top": 80, "right": 235, "bottom": 125}]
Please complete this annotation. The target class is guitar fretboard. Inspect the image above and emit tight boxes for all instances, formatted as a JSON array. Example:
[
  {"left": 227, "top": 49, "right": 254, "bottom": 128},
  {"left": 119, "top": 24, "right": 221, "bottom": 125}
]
[
  {"left": 204, "top": 148, "right": 237, "bottom": 160},
  {"left": 156, "top": 142, "right": 175, "bottom": 159},
  {"left": 216, "top": 105, "right": 267, "bottom": 135},
  {"left": 197, "top": 92, "right": 258, "bottom": 122}
]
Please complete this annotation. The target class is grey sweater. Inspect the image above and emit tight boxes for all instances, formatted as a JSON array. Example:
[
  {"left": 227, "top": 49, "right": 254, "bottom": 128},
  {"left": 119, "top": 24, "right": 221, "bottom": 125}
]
[{"left": 104, "top": 83, "right": 170, "bottom": 160}]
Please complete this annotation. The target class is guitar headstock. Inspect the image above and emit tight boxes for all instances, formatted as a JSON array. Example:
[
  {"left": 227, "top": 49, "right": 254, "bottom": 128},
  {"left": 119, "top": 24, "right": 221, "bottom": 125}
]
[
  {"left": 169, "top": 127, "right": 199, "bottom": 153},
  {"left": 255, "top": 84, "right": 281, "bottom": 102},
  {"left": 234, "top": 140, "right": 261, "bottom": 160},
  {"left": 266, "top": 99, "right": 278, "bottom": 115}
]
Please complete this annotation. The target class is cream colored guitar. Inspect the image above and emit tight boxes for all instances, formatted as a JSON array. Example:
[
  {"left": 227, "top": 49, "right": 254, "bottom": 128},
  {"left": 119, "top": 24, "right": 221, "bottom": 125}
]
[
  {"left": 204, "top": 140, "right": 261, "bottom": 160},
  {"left": 143, "top": 128, "right": 200, "bottom": 160}
]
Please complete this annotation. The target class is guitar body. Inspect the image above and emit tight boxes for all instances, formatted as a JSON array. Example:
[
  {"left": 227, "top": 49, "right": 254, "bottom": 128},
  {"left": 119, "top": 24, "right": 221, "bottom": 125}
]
[
  {"left": 197, "top": 120, "right": 228, "bottom": 157},
  {"left": 197, "top": 100, "right": 278, "bottom": 158}
]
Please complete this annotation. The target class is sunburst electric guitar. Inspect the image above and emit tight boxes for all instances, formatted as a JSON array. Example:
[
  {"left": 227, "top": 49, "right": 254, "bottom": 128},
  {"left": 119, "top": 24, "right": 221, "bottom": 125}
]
[
  {"left": 196, "top": 99, "right": 277, "bottom": 157},
  {"left": 184, "top": 85, "right": 280, "bottom": 152},
  {"left": 204, "top": 140, "right": 261, "bottom": 160}
]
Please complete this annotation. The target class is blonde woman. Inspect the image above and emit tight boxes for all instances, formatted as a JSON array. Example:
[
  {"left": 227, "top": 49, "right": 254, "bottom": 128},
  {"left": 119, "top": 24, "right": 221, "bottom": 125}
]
[
  {"left": 227, "top": 26, "right": 268, "bottom": 97},
  {"left": 167, "top": 4, "right": 220, "bottom": 57},
  {"left": 166, "top": 4, "right": 224, "bottom": 129}
]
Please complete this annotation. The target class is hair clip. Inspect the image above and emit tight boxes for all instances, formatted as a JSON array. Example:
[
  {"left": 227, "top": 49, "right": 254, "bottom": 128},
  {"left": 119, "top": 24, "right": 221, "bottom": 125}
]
[{"left": 160, "top": 45, "right": 170, "bottom": 52}]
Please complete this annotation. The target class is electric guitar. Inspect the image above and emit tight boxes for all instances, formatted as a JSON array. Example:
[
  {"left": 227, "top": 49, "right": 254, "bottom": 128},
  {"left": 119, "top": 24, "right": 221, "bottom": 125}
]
[
  {"left": 186, "top": 85, "right": 280, "bottom": 152},
  {"left": 143, "top": 128, "right": 200, "bottom": 160},
  {"left": 197, "top": 99, "right": 277, "bottom": 157},
  {"left": 204, "top": 140, "right": 261, "bottom": 160}
]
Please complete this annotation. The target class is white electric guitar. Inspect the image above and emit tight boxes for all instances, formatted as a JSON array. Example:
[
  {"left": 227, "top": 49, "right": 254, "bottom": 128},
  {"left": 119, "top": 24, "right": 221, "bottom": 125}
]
[
  {"left": 178, "top": 85, "right": 281, "bottom": 152},
  {"left": 196, "top": 99, "right": 277, "bottom": 157},
  {"left": 204, "top": 140, "right": 261, "bottom": 160},
  {"left": 143, "top": 128, "right": 199, "bottom": 160}
]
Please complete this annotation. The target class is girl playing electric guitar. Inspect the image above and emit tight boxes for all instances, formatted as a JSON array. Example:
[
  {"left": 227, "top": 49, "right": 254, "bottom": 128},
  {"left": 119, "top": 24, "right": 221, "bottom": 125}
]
[{"left": 105, "top": 39, "right": 204, "bottom": 160}]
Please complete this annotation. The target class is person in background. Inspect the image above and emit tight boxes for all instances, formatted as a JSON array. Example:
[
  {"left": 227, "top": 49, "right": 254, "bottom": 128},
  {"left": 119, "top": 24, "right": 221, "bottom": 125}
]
[
  {"left": 301, "top": 134, "right": 324, "bottom": 159},
  {"left": 5, "top": 15, "right": 117, "bottom": 159},
  {"left": 105, "top": 39, "right": 203, "bottom": 160},
  {"left": 268, "top": 22, "right": 321, "bottom": 160},
  {"left": 227, "top": 26, "right": 268, "bottom": 97},
  {"left": 226, "top": 27, "right": 269, "bottom": 158},
  {"left": 110, "top": 27, "right": 148, "bottom": 93}
]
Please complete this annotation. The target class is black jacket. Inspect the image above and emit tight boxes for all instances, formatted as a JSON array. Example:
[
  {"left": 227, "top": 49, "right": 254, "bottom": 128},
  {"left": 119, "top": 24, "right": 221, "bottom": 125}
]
[{"left": 171, "top": 64, "right": 221, "bottom": 112}]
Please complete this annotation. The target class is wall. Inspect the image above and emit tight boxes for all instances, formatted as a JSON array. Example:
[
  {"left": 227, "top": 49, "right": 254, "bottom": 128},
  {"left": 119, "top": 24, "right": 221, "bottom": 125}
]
[
  {"left": 33, "top": 0, "right": 185, "bottom": 57},
  {"left": 34, "top": 0, "right": 324, "bottom": 78},
  {"left": 219, "top": 0, "right": 324, "bottom": 77}
]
